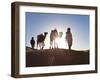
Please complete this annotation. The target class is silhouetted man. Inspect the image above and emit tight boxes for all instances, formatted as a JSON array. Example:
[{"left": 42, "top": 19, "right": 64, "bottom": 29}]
[
  {"left": 66, "top": 28, "right": 73, "bottom": 51},
  {"left": 30, "top": 37, "right": 35, "bottom": 49}
]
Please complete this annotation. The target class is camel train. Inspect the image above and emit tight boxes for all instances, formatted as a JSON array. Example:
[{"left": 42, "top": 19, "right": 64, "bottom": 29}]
[{"left": 30, "top": 28, "right": 72, "bottom": 50}]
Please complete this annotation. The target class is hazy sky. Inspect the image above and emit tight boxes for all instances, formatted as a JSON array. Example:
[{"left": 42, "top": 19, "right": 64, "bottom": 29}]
[{"left": 25, "top": 12, "right": 89, "bottom": 50}]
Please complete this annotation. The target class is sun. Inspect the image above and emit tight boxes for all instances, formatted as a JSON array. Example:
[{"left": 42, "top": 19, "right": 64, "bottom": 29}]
[
  {"left": 58, "top": 33, "right": 67, "bottom": 49},
  {"left": 55, "top": 34, "right": 67, "bottom": 49},
  {"left": 55, "top": 37, "right": 60, "bottom": 45}
]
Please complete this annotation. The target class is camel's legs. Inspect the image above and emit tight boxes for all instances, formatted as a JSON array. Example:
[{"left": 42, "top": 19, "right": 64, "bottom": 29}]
[
  {"left": 42, "top": 42, "right": 45, "bottom": 49},
  {"left": 37, "top": 41, "right": 38, "bottom": 49},
  {"left": 40, "top": 43, "right": 42, "bottom": 49},
  {"left": 50, "top": 41, "right": 53, "bottom": 49},
  {"left": 54, "top": 40, "right": 58, "bottom": 48},
  {"left": 54, "top": 40, "right": 55, "bottom": 48}
]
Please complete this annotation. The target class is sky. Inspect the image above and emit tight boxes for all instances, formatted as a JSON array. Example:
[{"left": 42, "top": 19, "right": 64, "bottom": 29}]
[{"left": 25, "top": 12, "right": 89, "bottom": 50}]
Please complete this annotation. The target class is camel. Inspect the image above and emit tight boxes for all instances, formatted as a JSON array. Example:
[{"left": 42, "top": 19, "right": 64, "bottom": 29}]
[
  {"left": 50, "top": 29, "right": 63, "bottom": 49},
  {"left": 37, "top": 32, "right": 48, "bottom": 49}
]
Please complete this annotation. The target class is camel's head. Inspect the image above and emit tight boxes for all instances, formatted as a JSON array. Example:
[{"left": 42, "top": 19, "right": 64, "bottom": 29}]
[{"left": 44, "top": 32, "right": 48, "bottom": 36}]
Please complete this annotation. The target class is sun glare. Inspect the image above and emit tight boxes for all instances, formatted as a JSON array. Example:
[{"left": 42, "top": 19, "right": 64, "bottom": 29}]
[
  {"left": 44, "top": 31, "right": 67, "bottom": 49},
  {"left": 58, "top": 33, "right": 66, "bottom": 49},
  {"left": 55, "top": 37, "right": 60, "bottom": 44}
]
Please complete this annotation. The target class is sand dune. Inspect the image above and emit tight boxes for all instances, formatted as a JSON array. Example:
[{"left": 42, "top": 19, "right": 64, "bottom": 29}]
[{"left": 26, "top": 47, "right": 89, "bottom": 67}]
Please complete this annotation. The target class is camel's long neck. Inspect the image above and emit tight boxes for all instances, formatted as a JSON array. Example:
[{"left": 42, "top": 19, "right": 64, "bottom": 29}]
[
  {"left": 44, "top": 34, "right": 47, "bottom": 39},
  {"left": 42, "top": 34, "right": 46, "bottom": 41}
]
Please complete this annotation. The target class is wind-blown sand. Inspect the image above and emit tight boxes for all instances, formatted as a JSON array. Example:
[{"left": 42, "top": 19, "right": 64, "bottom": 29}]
[{"left": 26, "top": 47, "right": 89, "bottom": 67}]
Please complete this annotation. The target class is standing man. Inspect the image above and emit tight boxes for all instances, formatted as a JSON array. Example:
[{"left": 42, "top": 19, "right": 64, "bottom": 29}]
[
  {"left": 66, "top": 28, "right": 73, "bottom": 51},
  {"left": 30, "top": 37, "right": 35, "bottom": 49}
]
